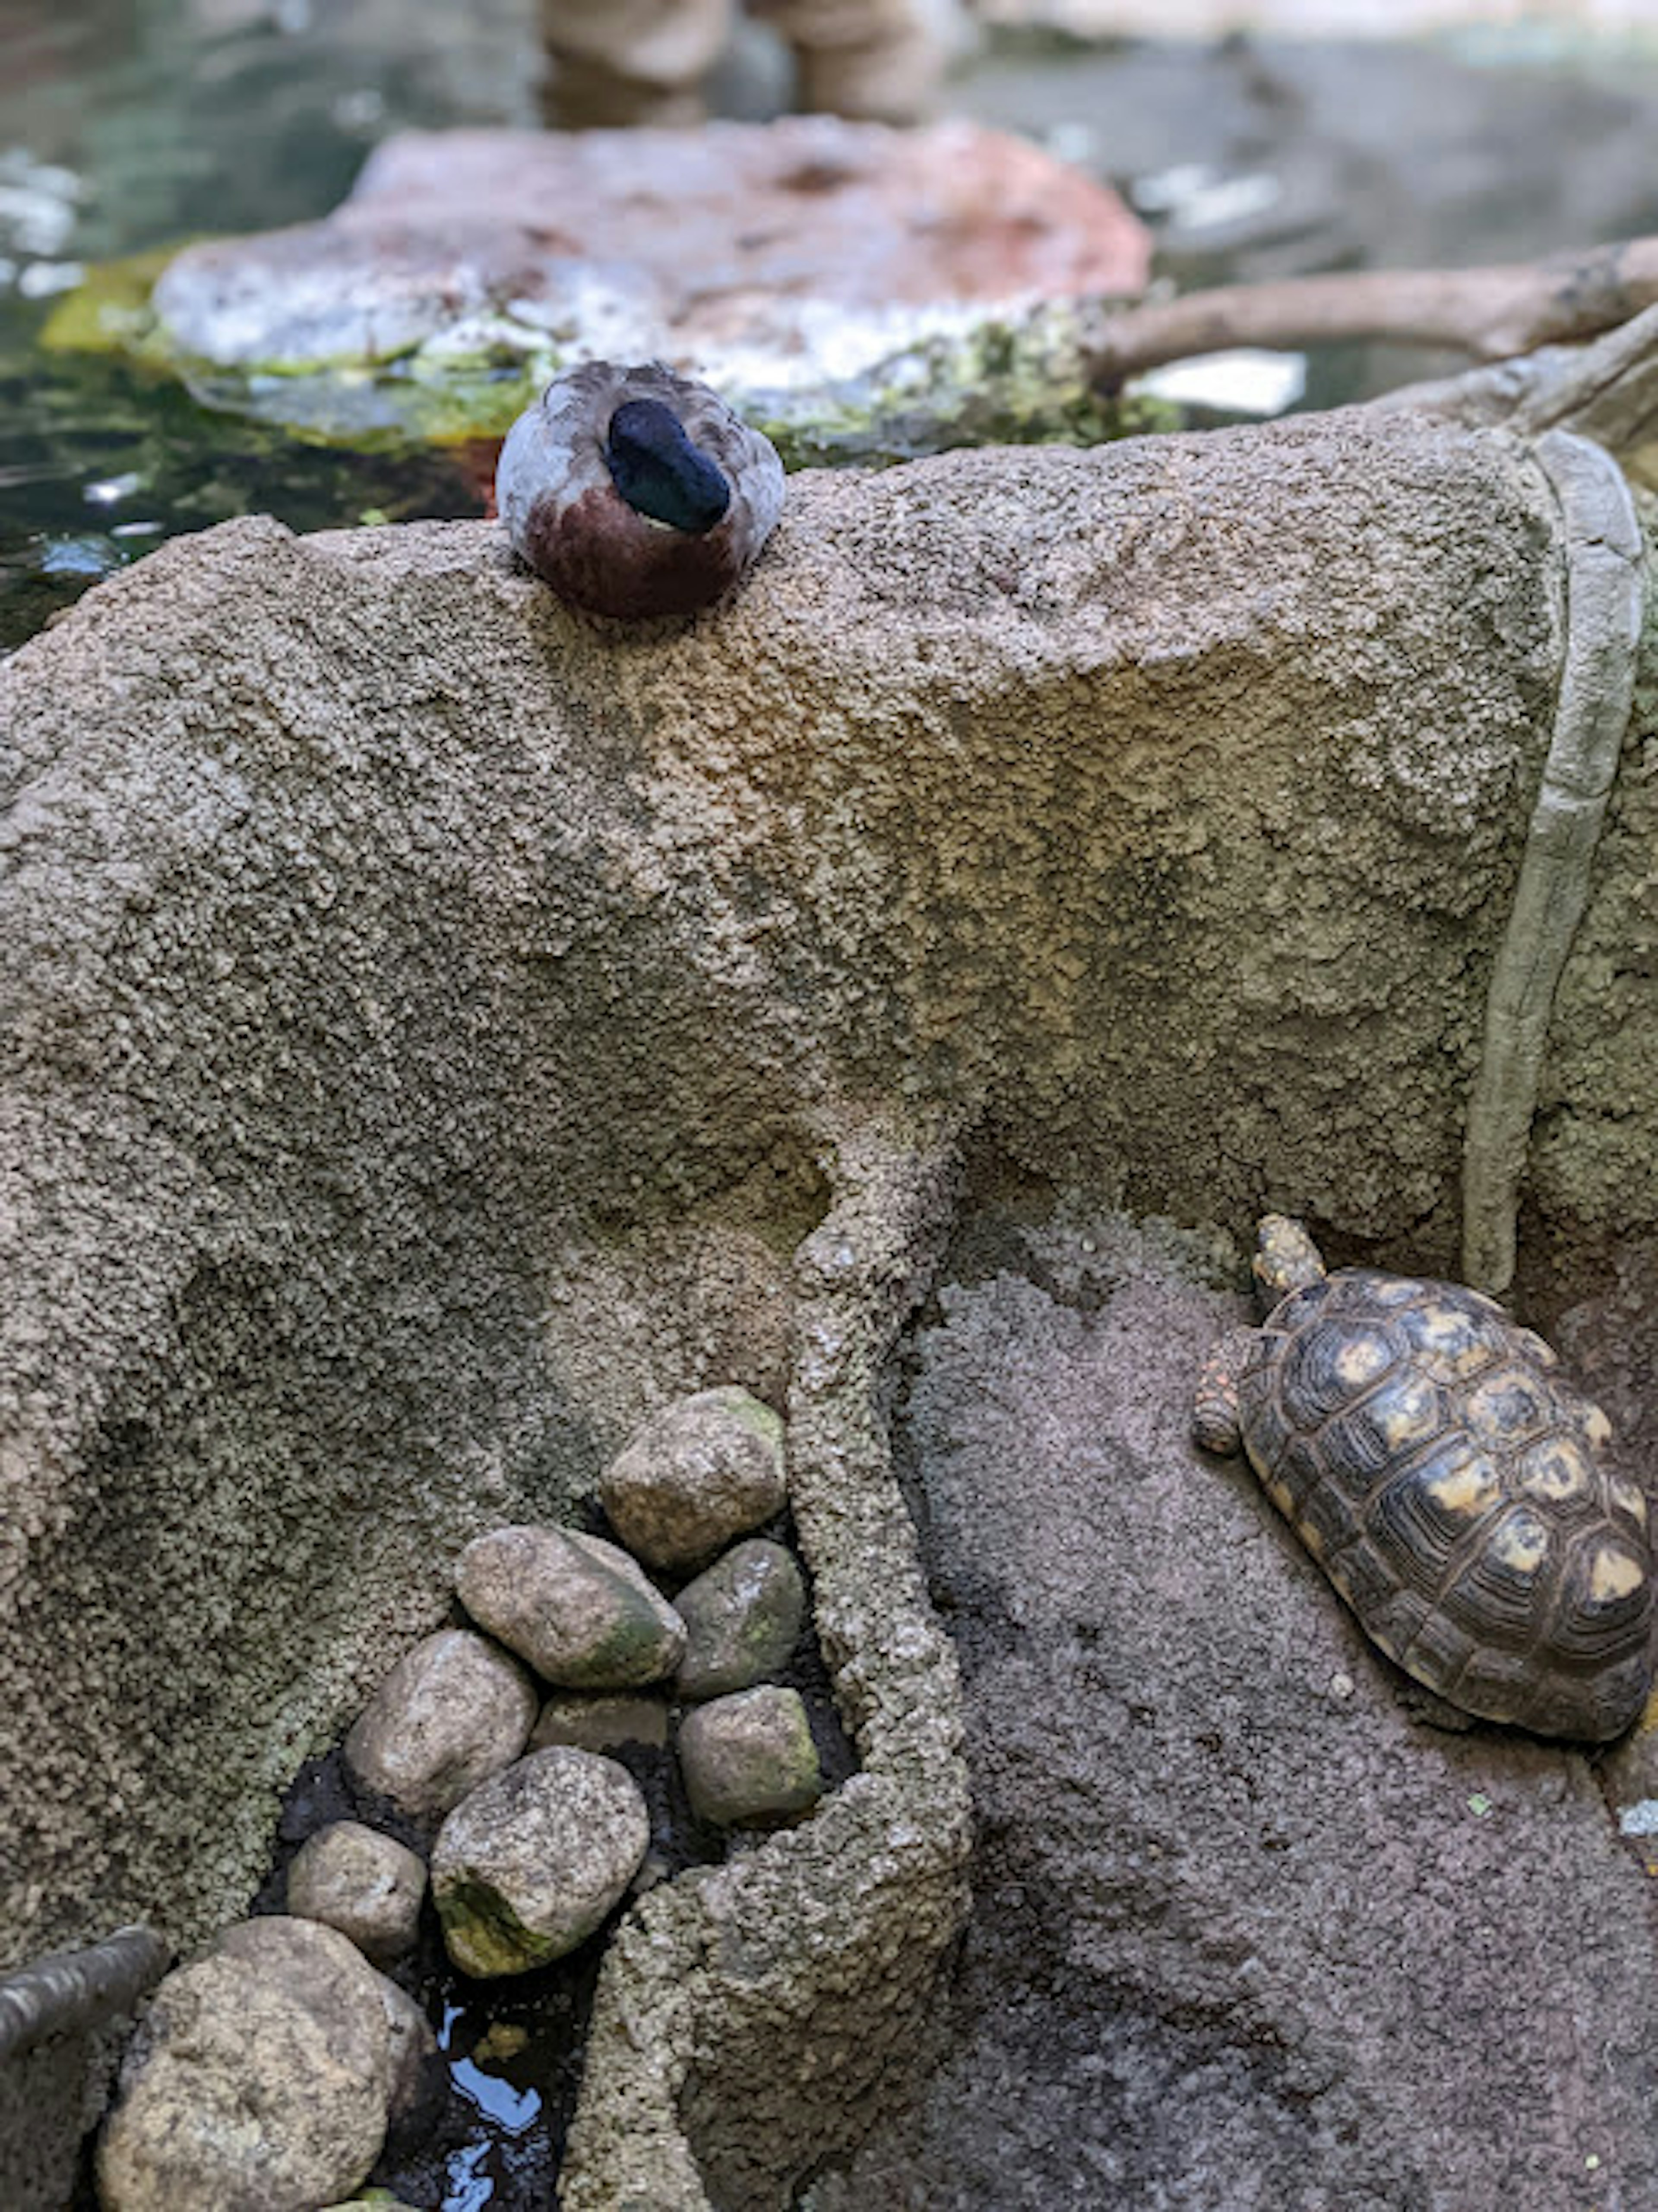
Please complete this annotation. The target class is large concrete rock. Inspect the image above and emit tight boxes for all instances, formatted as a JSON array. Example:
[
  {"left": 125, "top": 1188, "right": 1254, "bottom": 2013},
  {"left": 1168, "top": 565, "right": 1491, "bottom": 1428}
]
[
  {"left": 806, "top": 1206, "right": 1658, "bottom": 2211},
  {"left": 0, "top": 411, "right": 1621, "bottom": 1960},
  {"left": 1, "top": 410, "right": 1653, "bottom": 2200}
]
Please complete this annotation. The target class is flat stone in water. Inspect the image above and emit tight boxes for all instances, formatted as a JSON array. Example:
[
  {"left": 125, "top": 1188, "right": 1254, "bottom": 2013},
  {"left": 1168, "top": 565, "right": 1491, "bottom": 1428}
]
[
  {"left": 674, "top": 1537, "right": 806, "bottom": 1700},
  {"left": 70, "top": 119, "right": 1152, "bottom": 454},
  {"left": 457, "top": 1524, "right": 686, "bottom": 1689}
]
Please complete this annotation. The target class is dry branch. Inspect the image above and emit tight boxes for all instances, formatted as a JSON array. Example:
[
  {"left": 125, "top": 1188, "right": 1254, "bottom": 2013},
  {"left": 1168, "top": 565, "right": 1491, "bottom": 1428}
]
[{"left": 1082, "top": 236, "right": 1658, "bottom": 387}]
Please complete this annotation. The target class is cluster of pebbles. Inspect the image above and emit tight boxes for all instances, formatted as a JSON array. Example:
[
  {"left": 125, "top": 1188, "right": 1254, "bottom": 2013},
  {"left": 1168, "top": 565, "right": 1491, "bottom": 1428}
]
[{"left": 96, "top": 1386, "right": 833, "bottom": 2212}]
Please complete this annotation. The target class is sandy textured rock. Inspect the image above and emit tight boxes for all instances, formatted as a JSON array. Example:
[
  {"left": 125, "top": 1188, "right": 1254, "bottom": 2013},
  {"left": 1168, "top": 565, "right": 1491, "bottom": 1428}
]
[
  {"left": 285, "top": 1821, "right": 428, "bottom": 1967},
  {"left": 806, "top": 1206, "right": 1658, "bottom": 2212},
  {"left": 430, "top": 1747, "right": 650, "bottom": 1976},
  {"left": 456, "top": 1524, "right": 685, "bottom": 1687},
  {"left": 211, "top": 1916, "right": 433, "bottom": 2116},
  {"left": 97, "top": 1919, "right": 397, "bottom": 2212},
  {"left": 674, "top": 1538, "right": 807, "bottom": 1699},
  {"left": 343, "top": 1629, "right": 538, "bottom": 1825},
  {"left": 562, "top": 1119, "right": 970, "bottom": 2212},
  {"left": 1, "top": 411, "right": 1648, "bottom": 2196},
  {"left": 602, "top": 1388, "right": 789, "bottom": 1573}
]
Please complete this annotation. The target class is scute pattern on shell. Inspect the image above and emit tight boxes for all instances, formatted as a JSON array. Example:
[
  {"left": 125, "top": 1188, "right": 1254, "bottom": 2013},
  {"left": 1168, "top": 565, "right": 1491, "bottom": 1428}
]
[{"left": 1238, "top": 1269, "right": 1654, "bottom": 1739}]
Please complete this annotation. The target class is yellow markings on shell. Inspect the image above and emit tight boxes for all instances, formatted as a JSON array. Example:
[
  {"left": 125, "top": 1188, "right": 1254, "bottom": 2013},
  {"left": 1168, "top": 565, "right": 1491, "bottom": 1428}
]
[
  {"left": 1516, "top": 1438, "right": 1592, "bottom": 1506},
  {"left": 1513, "top": 1327, "right": 1559, "bottom": 1369},
  {"left": 1490, "top": 1513, "right": 1548, "bottom": 1577},
  {"left": 1590, "top": 1546, "right": 1647, "bottom": 1604},
  {"left": 1583, "top": 1403, "right": 1614, "bottom": 1449},
  {"left": 1411, "top": 1301, "right": 1489, "bottom": 1378},
  {"left": 1375, "top": 1375, "right": 1441, "bottom": 1448},
  {"left": 1611, "top": 1475, "right": 1650, "bottom": 1529},
  {"left": 1466, "top": 1369, "right": 1549, "bottom": 1443},
  {"left": 1335, "top": 1336, "right": 1392, "bottom": 1390},
  {"left": 1423, "top": 1454, "right": 1501, "bottom": 1521}
]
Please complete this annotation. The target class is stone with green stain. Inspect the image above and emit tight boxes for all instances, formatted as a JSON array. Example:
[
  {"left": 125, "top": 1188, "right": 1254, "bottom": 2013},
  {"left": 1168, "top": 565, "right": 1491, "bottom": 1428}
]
[
  {"left": 456, "top": 1525, "right": 685, "bottom": 1689},
  {"left": 677, "top": 1684, "right": 825, "bottom": 1828},
  {"left": 42, "top": 256, "right": 1169, "bottom": 463},
  {"left": 431, "top": 1747, "right": 650, "bottom": 1978},
  {"left": 674, "top": 1539, "right": 807, "bottom": 1701},
  {"left": 601, "top": 1386, "right": 788, "bottom": 1575}
]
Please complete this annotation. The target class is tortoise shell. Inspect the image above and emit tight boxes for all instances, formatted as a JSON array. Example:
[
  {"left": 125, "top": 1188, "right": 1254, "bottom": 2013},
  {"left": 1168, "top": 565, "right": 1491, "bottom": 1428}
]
[{"left": 1238, "top": 1267, "right": 1654, "bottom": 1738}]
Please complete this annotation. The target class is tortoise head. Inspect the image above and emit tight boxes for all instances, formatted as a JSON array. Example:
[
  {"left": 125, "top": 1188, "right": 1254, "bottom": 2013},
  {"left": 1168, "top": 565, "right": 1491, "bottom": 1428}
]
[{"left": 1253, "top": 1214, "right": 1327, "bottom": 1305}]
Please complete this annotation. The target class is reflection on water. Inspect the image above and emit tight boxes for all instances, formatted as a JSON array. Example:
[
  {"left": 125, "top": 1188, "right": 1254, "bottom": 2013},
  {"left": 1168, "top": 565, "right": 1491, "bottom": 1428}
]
[{"left": 0, "top": 0, "right": 536, "bottom": 650}]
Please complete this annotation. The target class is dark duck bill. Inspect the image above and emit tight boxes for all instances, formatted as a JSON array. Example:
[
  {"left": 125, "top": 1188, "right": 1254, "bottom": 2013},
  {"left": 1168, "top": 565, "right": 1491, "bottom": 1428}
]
[{"left": 604, "top": 399, "right": 732, "bottom": 536}]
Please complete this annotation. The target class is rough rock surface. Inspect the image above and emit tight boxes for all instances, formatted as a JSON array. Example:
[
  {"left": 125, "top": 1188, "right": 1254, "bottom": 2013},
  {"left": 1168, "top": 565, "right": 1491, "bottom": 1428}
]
[
  {"left": 456, "top": 1524, "right": 686, "bottom": 1686},
  {"left": 97, "top": 1918, "right": 398, "bottom": 2212},
  {"left": 805, "top": 1206, "right": 1658, "bottom": 2212},
  {"left": 211, "top": 1915, "right": 433, "bottom": 2115},
  {"left": 679, "top": 1684, "right": 825, "bottom": 1825},
  {"left": 0, "top": 414, "right": 1616, "bottom": 1976},
  {"left": 343, "top": 1629, "right": 539, "bottom": 1825},
  {"left": 674, "top": 1538, "right": 807, "bottom": 1699},
  {"left": 285, "top": 1821, "right": 428, "bottom": 1966},
  {"left": 107, "top": 118, "right": 1151, "bottom": 452},
  {"left": 430, "top": 1747, "right": 650, "bottom": 1976},
  {"left": 602, "top": 1387, "right": 790, "bottom": 1573},
  {"left": 561, "top": 1120, "right": 971, "bottom": 2212}
]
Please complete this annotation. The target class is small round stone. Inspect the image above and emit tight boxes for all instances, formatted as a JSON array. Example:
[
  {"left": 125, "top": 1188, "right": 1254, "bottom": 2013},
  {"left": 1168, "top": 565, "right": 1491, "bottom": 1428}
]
[
  {"left": 530, "top": 1690, "right": 671, "bottom": 1755},
  {"left": 430, "top": 1747, "right": 650, "bottom": 1977},
  {"left": 677, "top": 1684, "right": 825, "bottom": 1827},
  {"left": 600, "top": 1385, "right": 788, "bottom": 1573},
  {"left": 343, "top": 1628, "right": 538, "bottom": 1825},
  {"left": 285, "top": 1820, "right": 427, "bottom": 1967},
  {"left": 674, "top": 1539, "right": 807, "bottom": 1700},
  {"left": 456, "top": 1523, "right": 685, "bottom": 1689}
]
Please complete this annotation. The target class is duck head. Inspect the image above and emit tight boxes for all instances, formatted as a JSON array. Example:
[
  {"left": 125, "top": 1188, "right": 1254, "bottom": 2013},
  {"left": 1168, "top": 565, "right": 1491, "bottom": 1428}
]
[{"left": 496, "top": 363, "right": 785, "bottom": 621}]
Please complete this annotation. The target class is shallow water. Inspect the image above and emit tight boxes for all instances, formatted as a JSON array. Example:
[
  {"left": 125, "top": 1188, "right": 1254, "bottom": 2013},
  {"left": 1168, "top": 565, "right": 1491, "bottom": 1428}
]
[{"left": 0, "top": 0, "right": 534, "bottom": 649}]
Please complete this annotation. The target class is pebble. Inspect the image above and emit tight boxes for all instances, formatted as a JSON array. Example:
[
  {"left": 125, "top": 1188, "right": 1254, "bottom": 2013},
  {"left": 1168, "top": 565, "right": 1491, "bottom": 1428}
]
[
  {"left": 600, "top": 1385, "right": 788, "bottom": 1573},
  {"left": 677, "top": 1684, "right": 825, "bottom": 1828},
  {"left": 343, "top": 1627, "right": 539, "bottom": 1825},
  {"left": 456, "top": 1524, "right": 685, "bottom": 1688},
  {"left": 530, "top": 1689, "right": 671, "bottom": 1755},
  {"left": 285, "top": 1819, "right": 427, "bottom": 1967},
  {"left": 674, "top": 1538, "right": 806, "bottom": 1700},
  {"left": 430, "top": 1747, "right": 650, "bottom": 1976},
  {"left": 97, "top": 1918, "right": 401, "bottom": 2212}
]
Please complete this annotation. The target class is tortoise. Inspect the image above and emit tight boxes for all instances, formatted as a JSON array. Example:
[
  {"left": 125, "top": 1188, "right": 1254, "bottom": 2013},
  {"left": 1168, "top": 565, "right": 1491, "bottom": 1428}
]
[{"left": 1193, "top": 1215, "right": 1655, "bottom": 1740}]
